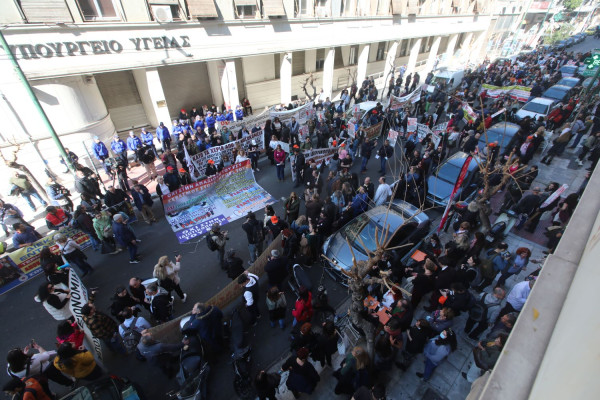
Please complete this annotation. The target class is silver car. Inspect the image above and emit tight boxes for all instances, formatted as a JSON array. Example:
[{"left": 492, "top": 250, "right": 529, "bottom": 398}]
[{"left": 322, "top": 200, "right": 430, "bottom": 285}]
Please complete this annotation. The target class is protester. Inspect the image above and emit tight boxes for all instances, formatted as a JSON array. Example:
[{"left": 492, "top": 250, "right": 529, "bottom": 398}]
[
  {"left": 153, "top": 254, "right": 187, "bottom": 303},
  {"left": 112, "top": 214, "right": 140, "bottom": 264},
  {"left": 281, "top": 347, "right": 320, "bottom": 397}
]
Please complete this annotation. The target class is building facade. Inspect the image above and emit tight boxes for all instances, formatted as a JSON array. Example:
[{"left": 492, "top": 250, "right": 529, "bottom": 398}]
[{"left": 0, "top": 0, "right": 496, "bottom": 180}]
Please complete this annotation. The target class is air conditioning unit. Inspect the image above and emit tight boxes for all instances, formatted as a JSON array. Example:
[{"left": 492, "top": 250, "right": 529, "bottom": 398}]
[{"left": 152, "top": 5, "right": 173, "bottom": 22}]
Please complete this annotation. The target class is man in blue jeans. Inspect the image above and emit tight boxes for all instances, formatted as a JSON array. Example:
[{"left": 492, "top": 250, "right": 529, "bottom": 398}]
[
  {"left": 112, "top": 213, "right": 140, "bottom": 263},
  {"left": 360, "top": 138, "right": 375, "bottom": 173},
  {"left": 8, "top": 172, "right": 47, "bottom": 211},
  {"left": 377, "top": 139, "right": 394, "bottom": 175}
]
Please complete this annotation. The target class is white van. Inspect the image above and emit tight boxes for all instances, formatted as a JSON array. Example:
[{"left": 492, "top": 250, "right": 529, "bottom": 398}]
[{"left": 426, "top": 69, "right": 465, "bottom": 93}]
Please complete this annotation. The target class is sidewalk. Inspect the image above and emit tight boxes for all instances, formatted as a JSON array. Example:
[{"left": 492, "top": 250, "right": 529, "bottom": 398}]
[{"left": 265, "top": 134, "right": 587, "bottom": 399}]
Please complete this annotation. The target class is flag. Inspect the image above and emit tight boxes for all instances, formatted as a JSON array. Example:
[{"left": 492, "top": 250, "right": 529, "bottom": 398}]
[
  {"left": 183, "top": 145, "right": 198, "bottom": 182},
  {"left": 437, "top": 156, "right": 473, "bottom": 233}
]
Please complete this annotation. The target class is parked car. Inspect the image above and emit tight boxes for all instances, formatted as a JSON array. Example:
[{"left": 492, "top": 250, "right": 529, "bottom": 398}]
[
  {"left": 478, "top": 122, "right": 521, "bottom": 153},
  {"left": 582, "top": 77, "right": 600, "bottom": 88},
  {"left": 559, "top": 65, "right": 579, "bottom": 77},
  {"left": 542, "top": 85, "right": 573, "bottom": 102},
  {"left": 556, "top": 76, "right": 582, "bottom": 88},
  {"left": 321, "top": 200, "right": 430, "bottom": 284},
  {"left": 515, "top": 97, "right": 558, "bottom": 121},
  {"left": 426, "top": 151, "right": 481, "bottom": 208},
  {"left": 60, "top": 376, "right": 143, "bottom": 400},
  {"left": 553, "top": 40, "right": 568, "bottom": 51}
]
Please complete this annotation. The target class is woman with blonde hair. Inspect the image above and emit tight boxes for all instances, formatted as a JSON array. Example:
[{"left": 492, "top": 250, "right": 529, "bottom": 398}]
[
  {"left": 153, "top": 254, "right": 187, "bottom": 302},
  {"left": 235, "top": 149, "right": 249, "bottom": 164},
  {"left": 333, "top": 346, "right": 371, "bottom": 395}
]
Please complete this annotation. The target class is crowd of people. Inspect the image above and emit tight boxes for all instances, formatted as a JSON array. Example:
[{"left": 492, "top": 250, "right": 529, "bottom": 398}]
[{"left": 3, "top": 33, "right": 600, "bottom": 400}]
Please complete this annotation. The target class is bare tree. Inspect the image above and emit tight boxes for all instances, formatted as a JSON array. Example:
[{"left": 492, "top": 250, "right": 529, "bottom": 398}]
[
  {"left": 0, "top": 143, "right": 50, "bottom": 203},
  {"left": 301, "top": 73, "right": 318, "bottom": 101}
]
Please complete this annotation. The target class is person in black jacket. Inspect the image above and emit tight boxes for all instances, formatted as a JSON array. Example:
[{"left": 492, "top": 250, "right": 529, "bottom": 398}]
[
  {"left": 311, "top": 320, "right": 339, "bottom": 368},
  {"left": 396, "top": 319, "right": 432, "bottom": 370},
  {"left": 242, "top": 212, "right": 264, "bottom": 264},
  {"left": 425, "top": 256, "right": 458, "bottom": 312},
  {"left": 145, "top": 282, "right": 172, "bottom": 323},
  {"left": 224, "top": 249, "right": 245, "bottom": 280},
  {"left": 104, "top": 185, "right": 131, "bottom": 208},
  {"left": 292, "top": 146, "right": 306, "bottom": 188},
  {"left": 110, "top": 285, "right": 139, "bottom": 322},
  {"left": 74, "top": 170, "right": 101, "bottom": 201},
  {"left": 377, "top": 140, "right": 394, "bottom": 175},
  {"left": 281, "top": 347, "right": 320, "bottom": 397},
  {"left": 264, "top": 249, "right": 288, "bottom": 289}
]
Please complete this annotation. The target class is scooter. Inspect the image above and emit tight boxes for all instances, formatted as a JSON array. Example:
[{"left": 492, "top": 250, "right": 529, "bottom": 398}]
[
  {"left": 166, "top": 317, "right": 210, "bottom": 400},
  {"left": 484, "top": 209, "right": 519, "bottom": 248}
]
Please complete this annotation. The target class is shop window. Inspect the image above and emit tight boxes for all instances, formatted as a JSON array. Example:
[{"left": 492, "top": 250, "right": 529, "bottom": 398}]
[
  {"left": 76, "top": 0, "right": 119, "bottom": 21},
  {"left": 376, "top": 42, "right": 386, "bottom": 61}
]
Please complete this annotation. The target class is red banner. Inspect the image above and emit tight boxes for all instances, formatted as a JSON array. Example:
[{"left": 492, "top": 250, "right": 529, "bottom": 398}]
[{"left": 437, "top": 156, "right": 473, "bottom": 233}]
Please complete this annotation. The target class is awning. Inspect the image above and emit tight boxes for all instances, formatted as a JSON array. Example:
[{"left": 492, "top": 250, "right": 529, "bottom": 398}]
[
  {"left": 186, "top": 0, "right": 219, "bottom": 18},
  {"left": 407, "top": 0, "right": 418, "bottom": 15},
  {"left": 263, "top": 0, "right": 286, "bottom": 16},
  {"left": 234, "top": 0, "right": 257, "bottom": 6},
  {"left": 20, "top": 0, "right": 73, "bottom": 23}
]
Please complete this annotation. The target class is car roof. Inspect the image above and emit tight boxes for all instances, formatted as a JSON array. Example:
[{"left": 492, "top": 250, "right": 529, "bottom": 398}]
[
  {"left": 487, "top": 122, "right": 520, "bottom": 135},
  {"left": 357, "top": 101, "right": 379, "bottom": 112},
  {"left": 442, "top": 151, "right": 479, "bottom": 171},
  {"left": 548, "top": 85, "right": 572, "bottom": 91},
  {"left": 558, "top": 77, "right": 580, "bottom": 83},
  {"left": 528, "top": 97, "right": 557, "bottom": 105}
]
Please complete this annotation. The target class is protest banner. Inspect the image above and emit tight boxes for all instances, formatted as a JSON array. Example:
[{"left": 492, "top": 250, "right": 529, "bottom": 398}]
[
  {"left": 188, "top": 130, "right": 264, "bottom": 178},
  {"left": 68, "top": 269, "right": 103, "bottom": 361},
  {"left": 407, "top": 118, "right": 418, "bottom": 133},
  {"left": 302, "top": 147, "right": 337, "bottom": 166},
  {"left": 299, "top": 125, "right": 310, "bottom": 141},
  {"left": 480, "top": 84, "right": 531, "bottom": 102},
  {"left": 388, "top": 129, "right": 399, "bottom": 147},
  {"left": 389, "top": 86, "right": 423, "bottom": 110},
  {"left": 462, "top": 103, "right": 478, "bottom": 123},
  {"left": 364, "top": 121, "right": 383, "bottom": 140},
  {"left": 269, "top": 140, "right": 290, "bottom": 153},
  {"left": 217, "top": 107, "right": 270, "bottom": 133},
  {"left": 0, "top": 227, "right": 91, "bottom": 295},
  {"left": 163, "top": 160, "right": 275, "bottom": 243},
  {"left": 270, "top": 102, "right": 315, "bottom": 124}
]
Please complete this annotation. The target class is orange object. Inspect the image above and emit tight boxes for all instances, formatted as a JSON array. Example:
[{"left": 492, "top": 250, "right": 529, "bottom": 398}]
[
  {"left": 438, "top": 295, "right": 447, "bottom": 305},
  {"left": 363, "top": 295, "right": 379, "bottom": 310},
  {"left": 411, "top": 250, "right": 427, "bottom": 262},
  {"left": 377, "top": 307, "right": 391, "bottom": 325}
]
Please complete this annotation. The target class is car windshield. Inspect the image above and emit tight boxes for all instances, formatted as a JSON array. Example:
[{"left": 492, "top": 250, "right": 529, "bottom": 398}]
[
  {"left": 543, "top": 88, "right": 567, "bottom": 100},
  {"left": 561, "top": 66, "right": 576, "bottom": 73},
  {"left": 522, "top": 102, "right": 549, "bottom": 114},
  {"left": 434, "top": 162, "right": 462, "bottom": 183},
  {"left": 557, "top": 79, "right": 578, "bottom": 87},
  {"left": 481, "top": 129, "right": 514, "bottom": 147},
  {"left": 430, "top": 76, "right": 449, "bottom": 85},
  {"left": 341, "top": 212, "right": 402, "bottom": 254}
]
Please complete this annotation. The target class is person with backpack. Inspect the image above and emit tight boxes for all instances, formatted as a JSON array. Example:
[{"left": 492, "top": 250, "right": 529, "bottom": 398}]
[
  {"left": 474, "top": 243, "right": 509, "bottom": 291},
  {"left": 207, "top": 223, "right": 228, "bottom": 269},
  {"left": 53, "top": 343, "right": 103, "bottom": 382},
  {"left": 464, "top": 287, "right": 506, "bottom": 340},
  {"left": 463, "top": 332, "right": 508, "bottom": 383},
  {"left": 224, "top": 249, "right": 245, "bottom": 280},
  {"left": 242, "top": 211, "right": 264, "bottom": 264},
  {"left": 118, "top": 308, "right": 151, "bottom": 360},
  {"left": 2, "top": 376, "right": 53, "bottom": 400}
]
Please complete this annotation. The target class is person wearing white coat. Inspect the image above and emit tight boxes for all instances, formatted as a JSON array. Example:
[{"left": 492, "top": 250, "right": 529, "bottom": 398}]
[{"left": 153, "top": 254, "right": 187, "bottom": 302}]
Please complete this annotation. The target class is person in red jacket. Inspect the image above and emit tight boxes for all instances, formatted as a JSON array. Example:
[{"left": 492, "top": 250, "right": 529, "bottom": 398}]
[
  {"left": 292, "top": 286, "right": 313, "bottom": 327},
  {"left": 45, "top": 206, "right": 71, "bottom": 231}
]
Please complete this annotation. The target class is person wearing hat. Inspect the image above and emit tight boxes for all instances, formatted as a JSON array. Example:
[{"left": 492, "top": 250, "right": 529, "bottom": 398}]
[
  {"left": 266, "top": 215, "right": 287, "bottom": 239},
  {"left": 91, "top": 136, "right": 113, "bottom": 177},
  {"left": 235, "top": 105, "right": 244, "bottom": 121},
  {"left": 140, "top": 127, "right": 158, "bottom": 158},
  {"left": 112, "top": 214, "right": 140, "bottom": 264},
  {"left": 281, "top": 347, "right": 320, "bottom": 397},
  {"left": 156, "top": 122, "right": 171, "bottom": 153},
  {"left": 111, "top": 134, "right": 128, "bottom": 168},
  {"left": 264, "top": 249, "right": 288, "bottom": 290},
  {"left": 205, "top": 112, "right": 216, "bottom": 133},
  {"left": 163, "top": 166, "right": 182, "bottom": 192},
  {"left": 178, "top": 168, "right": 192, "bottom": 185},
  {"left": 238, "top": 270, "right": 260, "bottom": 325},
  {"left": 205, "top": 159, "right": 218, "bottom": 177}
]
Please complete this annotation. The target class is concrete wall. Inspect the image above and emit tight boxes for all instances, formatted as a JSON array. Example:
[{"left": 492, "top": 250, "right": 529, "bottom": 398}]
[{"left": 243, "top": 54, "right": 276, "bottom": 84}]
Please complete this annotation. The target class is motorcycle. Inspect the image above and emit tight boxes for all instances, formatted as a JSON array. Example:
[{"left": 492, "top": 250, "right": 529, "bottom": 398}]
[
  {"left": 222, "top": 308, "right": 255, "bottom": 400},
  {"left": 484, "top": 209, "right": 518, "bottom": 248},
  {"left": 166, "top": 317, "right": 210, "bottom": 400}
]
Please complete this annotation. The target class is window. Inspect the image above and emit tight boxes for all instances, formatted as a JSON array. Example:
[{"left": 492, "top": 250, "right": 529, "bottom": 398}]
[
  {"left": 376, "top": 42, "right": 386, "bottom": 61},
  {"left": 76, "top": 0, "right": 119, "bottom": 21},
  {"left": 349, "top": 45, "right": 359, "bottom": 65},
  {"left": 297, "top": 0, "right": 313, "bottom": 15},
  {"left": 150, "top": 2, "right": 182, "bottom": 21},
  {"left": 236, "top": 5, "right": 257, "bottom": 18},
  {"left": 315, "top": 0, "right": 330, "bottom": 17},
  {"left": 420, "top": 37, "right": 428, "bottom": 53},
  {"left": 316, "top": 49, "right": 325, "bottom": 70},
  {"left": 425, "top": 36, "right": 434, "bottom": 52}
]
